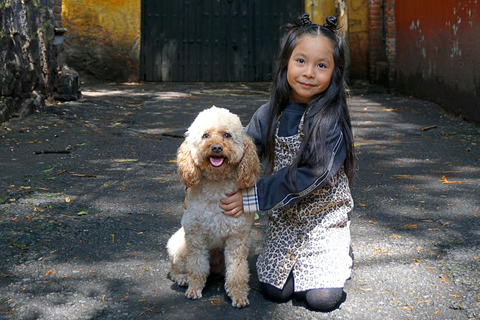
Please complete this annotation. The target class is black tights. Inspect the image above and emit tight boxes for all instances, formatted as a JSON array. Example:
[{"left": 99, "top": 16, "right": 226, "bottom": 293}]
[{"left": 260, "top": 273, "right": 344, "bottom": 311}]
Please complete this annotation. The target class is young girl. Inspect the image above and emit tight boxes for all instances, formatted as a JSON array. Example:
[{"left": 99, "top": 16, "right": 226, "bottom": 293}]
[{"left": 220, "top": 13, "right": 355, "bottom": 311}]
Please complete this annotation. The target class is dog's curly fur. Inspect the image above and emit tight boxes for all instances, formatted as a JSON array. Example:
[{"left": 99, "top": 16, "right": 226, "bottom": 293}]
[{"left": 167, "top": 106, "right": 260, "bottom": 308}]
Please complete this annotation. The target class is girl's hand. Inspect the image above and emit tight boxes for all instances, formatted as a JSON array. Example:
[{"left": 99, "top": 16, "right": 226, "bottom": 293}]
[{"left": 220, "top": 190, "right": 244, "bottom": 218}]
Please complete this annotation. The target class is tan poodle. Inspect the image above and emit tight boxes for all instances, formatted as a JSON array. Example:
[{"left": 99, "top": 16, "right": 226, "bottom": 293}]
[{"left": 167, "top": 106, "right": 260, "bottom": 308}]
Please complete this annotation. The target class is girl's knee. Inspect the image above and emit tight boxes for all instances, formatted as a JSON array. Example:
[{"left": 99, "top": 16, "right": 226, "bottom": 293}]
[
  {"left": 260, "top": 273, "right": 294, "bottom": 302},
  {"left": 305, "top": 288, "right": 344, "bottom": 311}
]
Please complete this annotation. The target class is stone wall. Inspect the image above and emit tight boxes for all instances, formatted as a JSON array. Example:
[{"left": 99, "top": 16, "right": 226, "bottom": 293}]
[{"left": 0, "top": 0, "right": 79, "bottom": 123}]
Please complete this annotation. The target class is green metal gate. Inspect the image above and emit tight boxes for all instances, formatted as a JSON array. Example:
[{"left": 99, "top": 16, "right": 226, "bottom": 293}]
[{"left": 141, "top": 0, "right": 303, "bottom": 81}]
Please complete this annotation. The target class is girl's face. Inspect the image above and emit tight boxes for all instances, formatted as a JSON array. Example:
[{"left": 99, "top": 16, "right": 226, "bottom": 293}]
[{"left": 287, "top": 35, "right": 335, "bottom": 104}]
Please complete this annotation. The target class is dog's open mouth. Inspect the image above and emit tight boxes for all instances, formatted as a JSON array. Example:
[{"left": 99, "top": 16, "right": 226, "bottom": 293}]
[{"left": 209, "top": 156, "right": 226, "bottom": 167}]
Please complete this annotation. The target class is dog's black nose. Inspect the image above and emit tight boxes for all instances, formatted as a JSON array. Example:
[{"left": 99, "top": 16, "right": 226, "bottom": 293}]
[{"left": 211, "top": 144, "right": 223, "bottom": 154}]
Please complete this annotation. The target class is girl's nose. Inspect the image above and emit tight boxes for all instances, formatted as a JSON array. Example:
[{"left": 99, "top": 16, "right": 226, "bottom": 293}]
[{"left": 303, "top": 65, "right": 315, "bottom": 78}]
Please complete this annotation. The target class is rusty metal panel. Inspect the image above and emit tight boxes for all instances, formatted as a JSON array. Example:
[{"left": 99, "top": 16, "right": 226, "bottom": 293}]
[{"left": 141, "top": 0, "right": 302, "bottom": 82}]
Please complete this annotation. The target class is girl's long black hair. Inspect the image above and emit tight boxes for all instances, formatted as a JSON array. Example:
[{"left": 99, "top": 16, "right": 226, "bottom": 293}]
[{"left": 264, "top": 14, "right": 355, "bottom": 187}]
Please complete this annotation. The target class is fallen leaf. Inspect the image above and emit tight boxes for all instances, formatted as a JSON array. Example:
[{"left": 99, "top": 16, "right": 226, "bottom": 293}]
[
  {"left": 399, "top": 306, "right": 413, "bottom": 311},
  {"left": 45, "top": 269, "right": 56, "bottom": 276},
  {"left": 77, "top": 210, "right": 88, "bottom": 216},
  {"left": 440, "top": 175, "right": 467, "bottom": 184},
  {"left": 209, "top": 299, "right": 222, "bottom": 306},
  {"left": 416, "top": 246, "right": 428, "bottom": 254},
  {"left": 402, "top": 224, "right": 418, "bottom": 229},
  {"left": 370, "top": 246, "right": 393, "bottom": 258},
  {"left": 417, "top": 299, "right": 432, "bottom": 304},
  {"left": 392, "top": 233, "right": 403, "bottom": 239}
]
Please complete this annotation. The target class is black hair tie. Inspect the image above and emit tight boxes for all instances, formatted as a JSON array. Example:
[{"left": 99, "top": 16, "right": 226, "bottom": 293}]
[
  {"left": 323, "top": 15, "right": 338, "bottom": 31},
  {"left": 299, "top": 13, "right": 311, "bottom": 26}
]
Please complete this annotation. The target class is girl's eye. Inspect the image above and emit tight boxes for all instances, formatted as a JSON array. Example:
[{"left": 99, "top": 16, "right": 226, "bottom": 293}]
[
  {"left": 317, "top": 63, "right": 326, "bottom": 69},
  {"left": 202, "top": 133, "right": 210, "bottom": 139},
  {"left": 224, "top": 133, "right": 232, "bottom": 138},
  {"left": 297, "top": 59, "right": 305, "bottom": 64}
]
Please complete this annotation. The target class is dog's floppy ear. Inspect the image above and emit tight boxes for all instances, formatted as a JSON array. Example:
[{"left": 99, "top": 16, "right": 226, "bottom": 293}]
[
  {"left": 236, "top": 135, "right": 260, "bottom": 189},
  {"left": 177, "top": 140, "right": 201, "bottom": 188}
]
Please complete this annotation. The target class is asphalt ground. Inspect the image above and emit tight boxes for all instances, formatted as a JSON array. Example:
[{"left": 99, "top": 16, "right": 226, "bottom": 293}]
[{"left": 0, "top": 81, "right": 479, "bottom": 320}]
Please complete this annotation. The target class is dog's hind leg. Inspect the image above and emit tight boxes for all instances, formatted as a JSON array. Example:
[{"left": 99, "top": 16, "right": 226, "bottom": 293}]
[
  {"left": 224, "top": 236, "right": 251, "bottom": 308},
  {"left": 184, "top": 234, "right": 210, "bottom": 300},
  {"left": 166, "top": 227, "right": 188, "bottom": 286}
]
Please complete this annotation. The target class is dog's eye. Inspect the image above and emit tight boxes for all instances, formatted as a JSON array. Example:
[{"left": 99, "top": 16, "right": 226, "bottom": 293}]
[
  {"left": 224, "top": 133, "right": 232, "bottom": 138},
  {"left": 202, "top": 133, "right": 210, "bottom": 139}
]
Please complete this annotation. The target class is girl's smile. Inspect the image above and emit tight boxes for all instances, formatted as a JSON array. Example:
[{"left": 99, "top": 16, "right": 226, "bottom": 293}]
[{"left": 287, "top": 35, "right": 335, "bottom": 104}]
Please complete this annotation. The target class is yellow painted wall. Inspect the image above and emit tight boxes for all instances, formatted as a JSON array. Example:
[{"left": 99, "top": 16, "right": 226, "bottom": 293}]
[
  {"left": 62, "top": 0, "right": 141, "bottom": 81},
  {"left": 306, "top": 0, "right": 369, "bottom": 80},
  {"left": 348, "top": 0, "right": 369, "bottom": 79},
  {"left": 305, "top": 0, "right": 335, "bottom": 25}
]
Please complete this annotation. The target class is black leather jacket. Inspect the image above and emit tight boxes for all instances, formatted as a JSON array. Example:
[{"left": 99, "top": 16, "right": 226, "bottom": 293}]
[{"left": 245, "top": 101, "right": 347, "bottom": 212}]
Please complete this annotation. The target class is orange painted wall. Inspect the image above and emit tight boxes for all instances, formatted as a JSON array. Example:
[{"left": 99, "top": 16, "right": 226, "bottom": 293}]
[
  {"left": 396, "top": 1, "right": 480, "bottom": 122},
  {"left": 62, "top": 0, "right": 141, "bottom": 81}
]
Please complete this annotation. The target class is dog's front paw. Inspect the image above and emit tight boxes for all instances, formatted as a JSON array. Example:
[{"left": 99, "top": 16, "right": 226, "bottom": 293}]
[
  {"left": 231, "top": 296, "right": 250, "bottom": 308},
  {"left": 185, "top": 287, "right": 203, "bottom": 300},
  {"left": 170, "top": 273, "right": 188, "bottom": 287}
]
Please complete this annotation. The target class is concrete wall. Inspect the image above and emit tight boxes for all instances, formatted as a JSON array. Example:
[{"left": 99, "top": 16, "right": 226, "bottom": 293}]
[
  {"left": 62, "top": 0, "right": 141, "bottom": 82},
  {"left": 396, "top": 1, "right": 480, "bottom": 123}
]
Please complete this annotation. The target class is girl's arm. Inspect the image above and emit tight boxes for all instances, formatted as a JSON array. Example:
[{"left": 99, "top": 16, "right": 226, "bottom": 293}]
[{"left": 252, "top": 124, "right": 346, "bottom": 213}]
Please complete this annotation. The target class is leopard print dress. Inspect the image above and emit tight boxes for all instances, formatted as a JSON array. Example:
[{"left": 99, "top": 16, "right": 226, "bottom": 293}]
[{"left": 256, "top": 110, "right": 354, "bottom": 291}]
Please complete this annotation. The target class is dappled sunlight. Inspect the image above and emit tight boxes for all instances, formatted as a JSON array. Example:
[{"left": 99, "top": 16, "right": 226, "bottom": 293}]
[
  {"left": 1, "top": 83, "right": 478, "bottom": 318},
  {"left": 82, "top": 89, "right": 191, "bottom": 100},
  {"left": 6, "top": 254, "right": 172, "bottom": 318}
]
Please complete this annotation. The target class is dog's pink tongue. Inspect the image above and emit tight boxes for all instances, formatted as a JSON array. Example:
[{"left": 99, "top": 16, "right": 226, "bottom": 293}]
[{"left": 209, "top": 157, "right": 224, "bottom": 167}]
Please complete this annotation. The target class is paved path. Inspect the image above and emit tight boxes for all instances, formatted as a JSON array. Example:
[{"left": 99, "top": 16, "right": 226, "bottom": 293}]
[{"left": 1, "top": 82, "right": 479, "bottom": 319}]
